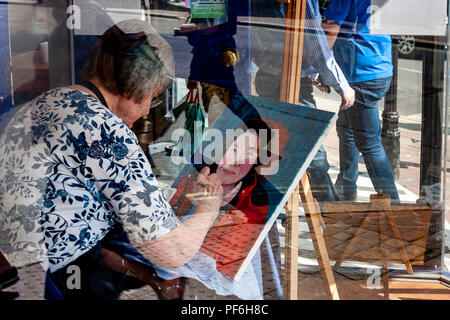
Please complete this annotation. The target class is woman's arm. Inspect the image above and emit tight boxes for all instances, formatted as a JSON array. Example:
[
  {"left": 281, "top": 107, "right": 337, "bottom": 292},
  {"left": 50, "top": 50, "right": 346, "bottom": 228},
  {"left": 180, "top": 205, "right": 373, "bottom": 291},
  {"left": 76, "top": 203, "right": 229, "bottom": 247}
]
[
  {"left": 137, "top": 166, "right": 223, "bottom": 268},
  {"left": 137, "top": 206, "right": 219, "bottom": 268},
  {"left": 85, "top": 116, "right": 223, "bottom": 269}
]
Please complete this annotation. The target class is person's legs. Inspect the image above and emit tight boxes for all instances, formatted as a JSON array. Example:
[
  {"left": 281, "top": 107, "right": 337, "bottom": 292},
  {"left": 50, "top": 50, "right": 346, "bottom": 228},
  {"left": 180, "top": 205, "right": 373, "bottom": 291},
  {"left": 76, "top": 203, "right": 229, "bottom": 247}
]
[
  {"left": 45, "top": 242, "right": 129, "bottom": 300},
  {"left": 45, "top": 224, "right": 183, "bottom": 300},
  {"left": 300, "top": 77, "right": 340, "bottom": 202},
  {"left": 337, "top": 77, "right": 399, "bottom": 200},
  {"left": 335, "top": 108, "right": 361, "bottom": 200},
  {"left": 101, "top": 249, "right": 184, "bottom": 300},
  {"left": 254, "top": 69, "right": 281, "bottom": 101}
]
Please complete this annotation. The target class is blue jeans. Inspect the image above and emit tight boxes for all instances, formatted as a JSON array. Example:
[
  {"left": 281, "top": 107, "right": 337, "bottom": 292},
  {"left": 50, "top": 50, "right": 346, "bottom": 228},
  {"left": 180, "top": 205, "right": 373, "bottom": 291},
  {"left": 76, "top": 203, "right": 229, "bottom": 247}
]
[
  {"left": 300, "top": 77, "right": 339, "bottom": 202},
  {"left": 335, "top": 77, "right": 399, "bottom": 200}
]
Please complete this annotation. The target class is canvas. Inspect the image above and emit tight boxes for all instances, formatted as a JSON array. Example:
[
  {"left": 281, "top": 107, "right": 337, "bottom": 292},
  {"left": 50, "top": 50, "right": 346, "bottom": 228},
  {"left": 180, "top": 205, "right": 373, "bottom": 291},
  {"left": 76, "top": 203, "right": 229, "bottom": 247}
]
[{"left": 151, "top": 90, "right": 337, "bottom": 281}]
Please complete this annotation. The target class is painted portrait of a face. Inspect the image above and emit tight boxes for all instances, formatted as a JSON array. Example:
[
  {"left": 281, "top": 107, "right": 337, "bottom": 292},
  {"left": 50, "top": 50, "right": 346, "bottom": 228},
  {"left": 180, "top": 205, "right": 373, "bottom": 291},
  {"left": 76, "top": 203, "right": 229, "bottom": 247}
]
[{"left": 216, "top": 129, "right": 259, "bottom": 186}]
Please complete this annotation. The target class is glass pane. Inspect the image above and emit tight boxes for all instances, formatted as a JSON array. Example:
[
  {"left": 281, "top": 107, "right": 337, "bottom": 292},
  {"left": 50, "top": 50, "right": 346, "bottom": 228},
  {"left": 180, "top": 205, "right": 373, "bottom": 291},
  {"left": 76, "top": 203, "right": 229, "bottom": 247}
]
[{"left": 0, "top": 0, "right": 448, "bottom": 300}]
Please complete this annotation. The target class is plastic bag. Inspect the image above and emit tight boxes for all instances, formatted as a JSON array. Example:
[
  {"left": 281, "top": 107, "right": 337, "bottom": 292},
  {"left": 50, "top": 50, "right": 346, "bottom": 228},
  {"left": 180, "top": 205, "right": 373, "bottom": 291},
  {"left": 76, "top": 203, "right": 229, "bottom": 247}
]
[{"left": 184, "top": 85, "right": 205, "bottom": 152}]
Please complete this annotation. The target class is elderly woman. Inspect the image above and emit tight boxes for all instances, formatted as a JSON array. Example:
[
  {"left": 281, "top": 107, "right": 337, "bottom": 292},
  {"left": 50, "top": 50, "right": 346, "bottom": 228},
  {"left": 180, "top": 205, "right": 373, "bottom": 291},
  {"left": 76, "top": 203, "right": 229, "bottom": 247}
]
[{"left": 0, "top": 19, "right": 223, "bottom": 300}]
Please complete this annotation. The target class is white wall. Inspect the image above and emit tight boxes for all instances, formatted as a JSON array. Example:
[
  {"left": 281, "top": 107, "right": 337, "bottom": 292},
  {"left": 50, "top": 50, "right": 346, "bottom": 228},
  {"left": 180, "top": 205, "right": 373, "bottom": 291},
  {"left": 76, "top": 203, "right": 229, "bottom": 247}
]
[{"left": 370, "top": 0, "right": 447, "bottom": 35}]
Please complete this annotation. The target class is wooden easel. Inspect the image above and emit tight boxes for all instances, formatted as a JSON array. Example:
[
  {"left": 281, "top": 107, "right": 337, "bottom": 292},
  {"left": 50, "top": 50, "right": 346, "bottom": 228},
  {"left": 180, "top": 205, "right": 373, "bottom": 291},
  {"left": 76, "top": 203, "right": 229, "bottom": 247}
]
[
  {"left": 330, "top": 191, "right": 414, "bottom": 299},
  {"left": 279, "top": 0, "right": 340, "bottom": 300},
  {"left": 283, "top": 177, "right": 340, "bottom": 300}
]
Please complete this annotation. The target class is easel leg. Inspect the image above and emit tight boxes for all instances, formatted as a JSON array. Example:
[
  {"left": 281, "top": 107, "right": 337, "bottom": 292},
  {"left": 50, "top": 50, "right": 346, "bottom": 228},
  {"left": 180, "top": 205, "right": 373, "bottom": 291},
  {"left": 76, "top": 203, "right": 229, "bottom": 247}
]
[
  {"left": 333, "top": 212, "right": 377, "bottom": 271},
  {"left": 381, "top": 263, "right": 389, "bottom": 299},
  {"left": 299, "top": 175, "right": 340, "bottom": 300},
  {"left": 379, "top": 212, "right": 390, "bottom": 299},
  {"left": 371, "top": 191, "right": 413, "bottom": 299},
  {"left": 385, "top": 210, "right": 414, "bottom": 274},
  {"left": 283, "top": 184, "right": 300, "bottom": 300}
]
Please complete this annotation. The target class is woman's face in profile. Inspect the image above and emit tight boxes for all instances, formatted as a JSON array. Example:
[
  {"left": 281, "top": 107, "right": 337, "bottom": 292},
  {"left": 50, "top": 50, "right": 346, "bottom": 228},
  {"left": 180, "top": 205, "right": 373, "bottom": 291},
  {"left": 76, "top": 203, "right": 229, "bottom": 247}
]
[{"left": 216, "top": 130, "right": 259, "bottom": 185}]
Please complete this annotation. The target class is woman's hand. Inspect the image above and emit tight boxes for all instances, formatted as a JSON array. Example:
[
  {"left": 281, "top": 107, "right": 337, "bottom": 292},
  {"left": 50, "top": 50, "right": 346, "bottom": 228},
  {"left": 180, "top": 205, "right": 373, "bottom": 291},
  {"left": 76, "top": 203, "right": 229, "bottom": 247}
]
[
  {"left": 139, "top": 167, "right": 223, "bottom": 269},
  {"left": 187, "top": 166, "right": 223, "bottom": 214}
]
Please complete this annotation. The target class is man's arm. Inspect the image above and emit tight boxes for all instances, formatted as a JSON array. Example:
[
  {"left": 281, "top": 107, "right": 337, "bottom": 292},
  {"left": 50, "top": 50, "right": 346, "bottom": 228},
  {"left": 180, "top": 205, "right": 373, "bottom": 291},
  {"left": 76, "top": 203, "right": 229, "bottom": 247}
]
[
  {"left": 320, "top": 18, "right": 355, "bottom": 110},
  {"left": 303, "top": 0, "right": 354, "bottom": 110},
  {"left": 322, "top": 18, "right": 342, "bottom": 50}
]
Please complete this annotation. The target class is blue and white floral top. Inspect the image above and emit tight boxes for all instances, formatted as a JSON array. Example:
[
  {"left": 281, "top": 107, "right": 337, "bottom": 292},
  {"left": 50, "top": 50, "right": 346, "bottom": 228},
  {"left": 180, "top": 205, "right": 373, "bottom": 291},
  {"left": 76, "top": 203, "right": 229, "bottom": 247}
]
[{"left": 0, "top": 87, "right": 180, "bottom": 272}]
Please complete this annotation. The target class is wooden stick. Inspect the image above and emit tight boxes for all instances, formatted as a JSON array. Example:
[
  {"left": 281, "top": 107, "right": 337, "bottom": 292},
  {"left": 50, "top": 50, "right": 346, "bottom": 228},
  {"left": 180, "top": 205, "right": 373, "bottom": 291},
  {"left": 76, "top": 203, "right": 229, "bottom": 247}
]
[
  {"left": 280, "top": 0, "right": 305, "bottom": 301},
  {"left": 333, "top": 211, "right": 377, "bottom": 271},
  {"left": 378, "top": 211, "right": 390, "bottom": 299},
  {"left": 381, "top": 263, "right": 390, "bottom": 299},
  {"left": 370, "top": 192, "right": 393, "bottom": 299},
  {"left": 283, "top": 184, "right": 300, "bottom": 300},
  {"left": 299, "top": 175, "right": 340, "bottom": 300},
  {"left": 278, "top": 0, "right": 338, "bottom": 300},
  {"left": 316, "top": 202, "right": 326, "bottom": 228},
  {"left": 371, "top": 192, "right": 413, "bottom": 274},
  {"left": 384, "top": 209, "right": 414, "bottom": 274},
  {"left": 279, "top": 0, "right": 306, "bottom": 104}
]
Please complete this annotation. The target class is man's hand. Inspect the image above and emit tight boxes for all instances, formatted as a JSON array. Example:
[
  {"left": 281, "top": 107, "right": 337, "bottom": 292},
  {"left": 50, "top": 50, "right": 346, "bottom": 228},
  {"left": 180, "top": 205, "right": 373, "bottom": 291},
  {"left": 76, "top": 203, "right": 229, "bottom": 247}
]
[
  {"left": 312, "top": 81, "right": 328, "bottom": 93},
  {"left": 311, "top": 75, "right": 331, "bottom": 94},
  {"left": 186, "top": 79, "right": 199, "bottom": 91},
  {"left": 340, "top": 87, "right": 355, "bottom": 110},
  {"left": 179, "top": 23, "right": 197, "bottom": 34}
]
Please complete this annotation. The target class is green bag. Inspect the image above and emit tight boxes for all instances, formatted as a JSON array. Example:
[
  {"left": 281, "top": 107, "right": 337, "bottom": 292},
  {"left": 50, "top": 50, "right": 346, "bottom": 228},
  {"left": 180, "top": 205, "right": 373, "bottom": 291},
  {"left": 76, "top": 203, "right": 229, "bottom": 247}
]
[{"left": 184, "top": 87, "right": 205, "bottom": 152}]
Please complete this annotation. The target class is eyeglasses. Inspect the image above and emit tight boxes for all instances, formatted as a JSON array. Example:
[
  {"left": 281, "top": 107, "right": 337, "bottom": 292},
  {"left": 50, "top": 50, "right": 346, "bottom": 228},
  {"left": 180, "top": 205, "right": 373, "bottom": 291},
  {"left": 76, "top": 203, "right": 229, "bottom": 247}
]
[{"left": 150, "top": 95, "right": 163, "bottom": 109}]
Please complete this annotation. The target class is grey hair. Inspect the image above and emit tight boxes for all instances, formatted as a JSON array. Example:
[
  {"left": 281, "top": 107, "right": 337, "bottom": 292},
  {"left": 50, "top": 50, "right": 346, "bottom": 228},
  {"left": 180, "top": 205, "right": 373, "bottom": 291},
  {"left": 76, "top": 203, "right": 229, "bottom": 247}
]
[{"left": 81, "top": 19, "right": 175, "bottom": 103}]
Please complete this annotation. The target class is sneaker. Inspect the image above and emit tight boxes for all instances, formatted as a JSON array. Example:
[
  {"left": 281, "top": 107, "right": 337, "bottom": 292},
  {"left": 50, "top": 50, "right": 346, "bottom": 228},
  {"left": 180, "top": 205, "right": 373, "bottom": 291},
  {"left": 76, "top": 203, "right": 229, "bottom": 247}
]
[
  {"left": 336, "top": 191, "right": 357, "bottom": 201},
  {"left": 334, "top": 183, "right": 357, "bottom": 201}
]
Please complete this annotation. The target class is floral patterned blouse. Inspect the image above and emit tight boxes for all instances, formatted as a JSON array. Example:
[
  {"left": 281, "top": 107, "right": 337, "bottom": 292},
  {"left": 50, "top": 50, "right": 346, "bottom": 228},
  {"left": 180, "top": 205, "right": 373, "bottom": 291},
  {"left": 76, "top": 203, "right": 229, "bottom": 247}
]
[{"left": 0, "top": 87, "right": 180, "bottom": 272}]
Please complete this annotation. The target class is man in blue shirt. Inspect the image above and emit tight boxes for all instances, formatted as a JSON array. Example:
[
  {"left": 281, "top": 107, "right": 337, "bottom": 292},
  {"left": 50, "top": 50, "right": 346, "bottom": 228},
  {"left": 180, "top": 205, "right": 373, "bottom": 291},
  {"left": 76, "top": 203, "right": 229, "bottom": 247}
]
[{"left": 322, "top": 0, "right": 399, "bottom": 200}]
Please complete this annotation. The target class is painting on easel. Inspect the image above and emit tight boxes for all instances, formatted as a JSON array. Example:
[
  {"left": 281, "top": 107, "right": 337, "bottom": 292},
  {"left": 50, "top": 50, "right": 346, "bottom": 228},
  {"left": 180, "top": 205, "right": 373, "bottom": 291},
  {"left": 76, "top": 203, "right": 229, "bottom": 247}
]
[{"left": 165, "top": 92, "right": 337, "bottom": 280}]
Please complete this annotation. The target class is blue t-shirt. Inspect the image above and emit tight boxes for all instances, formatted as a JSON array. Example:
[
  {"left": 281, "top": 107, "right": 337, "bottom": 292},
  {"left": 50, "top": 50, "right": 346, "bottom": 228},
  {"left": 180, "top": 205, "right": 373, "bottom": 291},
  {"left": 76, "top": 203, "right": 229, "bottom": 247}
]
[{"left": 323, "top": 0, "right": 393, "bottom": 83}]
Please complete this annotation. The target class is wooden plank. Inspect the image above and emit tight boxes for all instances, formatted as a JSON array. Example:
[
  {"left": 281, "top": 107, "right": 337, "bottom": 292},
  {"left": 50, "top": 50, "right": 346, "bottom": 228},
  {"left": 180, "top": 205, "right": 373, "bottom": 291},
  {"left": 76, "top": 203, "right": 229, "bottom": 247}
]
[
  {"left": 299, "top": 175, "right": 340, "bottom": 300},
  {"left": 280, "top": 2, "right": 294, "bottom": 101},
  {"left": 279, "top": 0, "right": 305, "bottom": 301},
  {"left": 279, "top": 0, "right": 306, "bottom": 104},
  {"left": 320, "top": 200, "right": 432, "bottom": 265},
  {"left": 278, "top": 0, "right": 339, "bottom": 301},
  {"left": 283, "top": 184, "right": 300, "bottom": 300}
]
